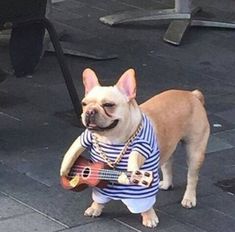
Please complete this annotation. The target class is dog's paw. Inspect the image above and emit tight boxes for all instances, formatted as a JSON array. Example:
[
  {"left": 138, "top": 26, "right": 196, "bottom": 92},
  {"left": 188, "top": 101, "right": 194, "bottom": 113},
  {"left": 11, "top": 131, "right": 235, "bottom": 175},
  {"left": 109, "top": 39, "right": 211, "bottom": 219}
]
[
  {"left": 141, "top": 208, "right": 159, "bottom": 228},
  {"left": 142, "top": 216, "right": 159, "bottom": 228},
  {"left": 84, "top": 202, "right": 104, "bottom": 217},
  {"left": 181, "top": 196, "right": 196, "bottom": 208},
  {"left": 84, "top": 207, "right": 102, "bottom": 217},
  {"left": 159, "top": 181, "right": 173, "bottom": 190}
]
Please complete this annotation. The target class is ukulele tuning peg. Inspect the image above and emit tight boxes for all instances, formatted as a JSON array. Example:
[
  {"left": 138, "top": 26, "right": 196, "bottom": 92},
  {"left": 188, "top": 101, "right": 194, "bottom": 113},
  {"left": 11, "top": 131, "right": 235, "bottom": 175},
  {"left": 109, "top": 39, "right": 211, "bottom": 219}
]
[
  {"left": 133, "top": 179, "right": 139, "bottom": 184},
  {"left": 135, "top": 171, "right": 141, "bottom": 175},
  {"left": 142, "top": 180, "right": 148, "bottom": 186},
  {"left": 144, "top": 172, "right": 150, "bottom": 177}
]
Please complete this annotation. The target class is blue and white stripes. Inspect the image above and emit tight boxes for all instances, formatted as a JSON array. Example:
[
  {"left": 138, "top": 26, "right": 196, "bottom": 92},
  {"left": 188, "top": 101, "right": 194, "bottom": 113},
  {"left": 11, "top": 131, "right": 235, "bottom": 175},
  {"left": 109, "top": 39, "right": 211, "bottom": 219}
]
[{"left": 80, "top": 113, "right": 160, "bottom": 199}]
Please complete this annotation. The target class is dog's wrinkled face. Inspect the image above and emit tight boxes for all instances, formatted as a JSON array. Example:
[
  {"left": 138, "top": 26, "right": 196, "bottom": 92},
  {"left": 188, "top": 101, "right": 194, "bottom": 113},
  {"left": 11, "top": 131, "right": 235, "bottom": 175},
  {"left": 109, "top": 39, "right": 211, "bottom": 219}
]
[
  {"left": 81, "top": 68, "right": 138, "bottom": 134},
  {"left": 81, "top": 86, "right": 127, "bottom": 131}
]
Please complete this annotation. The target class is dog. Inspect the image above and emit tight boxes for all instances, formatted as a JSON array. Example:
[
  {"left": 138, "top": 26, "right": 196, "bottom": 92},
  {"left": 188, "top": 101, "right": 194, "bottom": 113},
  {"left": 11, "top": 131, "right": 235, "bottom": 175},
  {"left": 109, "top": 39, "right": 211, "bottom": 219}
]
[{"left": 60, "top": 68, "right": 210, "bottom": 228}]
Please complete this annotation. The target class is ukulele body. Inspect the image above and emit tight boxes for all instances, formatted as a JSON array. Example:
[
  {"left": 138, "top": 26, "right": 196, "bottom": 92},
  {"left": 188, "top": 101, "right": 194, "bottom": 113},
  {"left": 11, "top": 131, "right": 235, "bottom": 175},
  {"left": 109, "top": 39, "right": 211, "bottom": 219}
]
[{"left": 60, "top": 156, "right": 109, "bottom": 192}]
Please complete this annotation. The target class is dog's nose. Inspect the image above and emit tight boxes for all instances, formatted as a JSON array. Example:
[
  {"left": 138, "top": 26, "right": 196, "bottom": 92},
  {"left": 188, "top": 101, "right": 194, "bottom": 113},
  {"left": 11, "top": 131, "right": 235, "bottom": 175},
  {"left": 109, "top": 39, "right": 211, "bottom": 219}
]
[
  {"left": 86, "top": 108, "right": 97, "bottom": 117},
  {"left": 85, "top": 108, "right": 98, "bottom": 126}
]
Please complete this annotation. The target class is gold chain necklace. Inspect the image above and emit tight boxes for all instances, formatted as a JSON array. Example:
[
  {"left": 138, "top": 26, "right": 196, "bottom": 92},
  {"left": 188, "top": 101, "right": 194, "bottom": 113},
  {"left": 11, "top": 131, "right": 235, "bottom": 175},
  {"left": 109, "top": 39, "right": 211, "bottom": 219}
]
[{"left": 92, "top": 123, "right": 142, "bottom": 169}]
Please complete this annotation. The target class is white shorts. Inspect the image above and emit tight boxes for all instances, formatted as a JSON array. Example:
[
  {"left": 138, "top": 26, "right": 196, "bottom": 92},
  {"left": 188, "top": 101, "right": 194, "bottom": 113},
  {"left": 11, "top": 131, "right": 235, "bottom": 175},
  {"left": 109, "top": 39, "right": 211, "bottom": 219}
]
[{"left": 92, "top": 188, "right": 156, "bottom": 214}]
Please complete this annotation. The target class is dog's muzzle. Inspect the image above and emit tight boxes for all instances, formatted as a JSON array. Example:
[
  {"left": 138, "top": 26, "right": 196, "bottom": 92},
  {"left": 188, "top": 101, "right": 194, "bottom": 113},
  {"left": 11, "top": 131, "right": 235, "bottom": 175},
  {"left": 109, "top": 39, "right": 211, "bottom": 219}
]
[
  {"left": 85, "top": 109, "right": 119, "bottom": 131},
  {"left": 85, "top": 109, "right": 97, "bottom": 126}
]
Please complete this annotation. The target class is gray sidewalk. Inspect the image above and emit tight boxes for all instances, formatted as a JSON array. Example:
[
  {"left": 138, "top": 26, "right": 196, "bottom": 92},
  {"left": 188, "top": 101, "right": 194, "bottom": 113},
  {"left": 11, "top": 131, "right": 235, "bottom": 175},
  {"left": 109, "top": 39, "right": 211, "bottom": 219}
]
[{"left": 0, "top": 0, "right": 235, "bottom": 231}]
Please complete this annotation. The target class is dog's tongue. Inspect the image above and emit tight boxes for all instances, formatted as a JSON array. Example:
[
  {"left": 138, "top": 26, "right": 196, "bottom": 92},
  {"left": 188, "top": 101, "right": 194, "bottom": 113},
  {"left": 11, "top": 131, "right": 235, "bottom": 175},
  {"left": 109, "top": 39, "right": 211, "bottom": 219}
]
[
  {"left": 85, "top": 117, "right": 97, "bottom": 129},
  {"left": 88, "top": 123, "right": 96, "bottom": 127},
  {"left": 87, "top": 123, "right": 98, "bottom": 129}
]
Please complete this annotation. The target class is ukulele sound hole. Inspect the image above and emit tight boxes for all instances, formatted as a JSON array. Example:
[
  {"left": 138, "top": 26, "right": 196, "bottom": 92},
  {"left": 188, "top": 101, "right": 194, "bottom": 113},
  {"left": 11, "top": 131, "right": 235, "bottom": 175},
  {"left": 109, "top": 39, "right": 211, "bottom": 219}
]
[{"left": 82, "top": 167, "right": 91, "bottom": 179}]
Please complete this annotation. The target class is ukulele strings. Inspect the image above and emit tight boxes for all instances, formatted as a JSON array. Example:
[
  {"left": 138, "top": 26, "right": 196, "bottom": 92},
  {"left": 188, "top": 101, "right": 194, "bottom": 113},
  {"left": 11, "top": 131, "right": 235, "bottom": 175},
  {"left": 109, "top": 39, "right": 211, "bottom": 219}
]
[
  {"left": 67, "top": 165, "right": 132, "bottom": 180},
  {"left": 68, "top": 171, "right": 131, "bottom": 179},
  {"left": 67, "top": 173, "right": 128, "bottom": 181}
]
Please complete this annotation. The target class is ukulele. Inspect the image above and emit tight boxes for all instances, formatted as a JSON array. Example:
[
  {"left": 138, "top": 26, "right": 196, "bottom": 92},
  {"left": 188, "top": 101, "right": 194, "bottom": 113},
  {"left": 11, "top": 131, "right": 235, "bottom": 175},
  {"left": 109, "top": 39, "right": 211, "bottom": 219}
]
[{"left": 60, "top": 156, "right": 153, "bottom": 192}]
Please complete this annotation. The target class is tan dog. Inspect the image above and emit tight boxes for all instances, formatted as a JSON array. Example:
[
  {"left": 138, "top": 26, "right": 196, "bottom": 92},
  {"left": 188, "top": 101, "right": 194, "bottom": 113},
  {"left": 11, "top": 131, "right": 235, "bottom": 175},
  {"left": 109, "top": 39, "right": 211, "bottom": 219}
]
[{"left": 60, "top": 68, "right": 210, "bottom": 228}]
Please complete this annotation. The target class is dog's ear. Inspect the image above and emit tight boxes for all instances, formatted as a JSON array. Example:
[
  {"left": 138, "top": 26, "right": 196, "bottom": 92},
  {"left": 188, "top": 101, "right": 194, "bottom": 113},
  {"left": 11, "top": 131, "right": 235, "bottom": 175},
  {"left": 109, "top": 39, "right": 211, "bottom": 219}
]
[
  {"left": 116, "top": 69, "right": 136, "bottom": 101},
  {"left": 82, "top": 68, "right": 100, "bottom": 94}
]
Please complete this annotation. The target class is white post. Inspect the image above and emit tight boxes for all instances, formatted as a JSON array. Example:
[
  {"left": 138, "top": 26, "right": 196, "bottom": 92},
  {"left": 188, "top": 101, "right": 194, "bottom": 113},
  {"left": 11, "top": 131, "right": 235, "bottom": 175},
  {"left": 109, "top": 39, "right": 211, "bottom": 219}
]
[{"left": 175, "top": 0, "right": 192, "bottom": 13}]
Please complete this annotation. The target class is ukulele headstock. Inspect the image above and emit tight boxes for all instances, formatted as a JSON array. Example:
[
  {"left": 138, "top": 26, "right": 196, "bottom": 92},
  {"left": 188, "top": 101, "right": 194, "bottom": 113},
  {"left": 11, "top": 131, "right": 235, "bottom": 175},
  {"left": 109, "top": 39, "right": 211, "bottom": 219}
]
[{"left": 130, "top": 170, "right": 153, "bottom": 187}]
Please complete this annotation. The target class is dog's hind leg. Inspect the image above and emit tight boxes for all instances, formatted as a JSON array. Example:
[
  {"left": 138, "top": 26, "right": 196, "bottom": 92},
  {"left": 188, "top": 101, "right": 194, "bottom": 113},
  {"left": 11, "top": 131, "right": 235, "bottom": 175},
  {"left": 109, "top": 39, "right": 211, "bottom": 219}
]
[{"left": 181, "top": 128, "right": 209, "bottom": 208}]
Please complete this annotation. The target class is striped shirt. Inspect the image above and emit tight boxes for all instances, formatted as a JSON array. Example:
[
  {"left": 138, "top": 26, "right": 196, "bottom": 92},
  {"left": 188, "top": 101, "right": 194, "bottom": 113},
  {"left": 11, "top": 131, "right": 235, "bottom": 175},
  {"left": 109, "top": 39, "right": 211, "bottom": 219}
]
[{"left": 80, "top": 113, "right": 160, "bottom": 199}]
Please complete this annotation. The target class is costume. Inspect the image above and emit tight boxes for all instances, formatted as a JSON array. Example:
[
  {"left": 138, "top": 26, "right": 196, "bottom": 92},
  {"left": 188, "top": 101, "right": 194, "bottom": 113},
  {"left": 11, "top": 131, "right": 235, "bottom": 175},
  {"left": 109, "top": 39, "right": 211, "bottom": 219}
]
[{"left": 80, "top": 113, "right": 160, "bottom": 213}]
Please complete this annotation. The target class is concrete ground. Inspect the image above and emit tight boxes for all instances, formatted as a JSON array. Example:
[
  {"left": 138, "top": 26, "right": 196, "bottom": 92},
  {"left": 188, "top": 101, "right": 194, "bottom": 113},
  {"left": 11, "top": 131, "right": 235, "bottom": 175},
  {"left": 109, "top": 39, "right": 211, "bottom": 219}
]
[{"left": 0, "top": 0, "right": 235, "bottom": 231}]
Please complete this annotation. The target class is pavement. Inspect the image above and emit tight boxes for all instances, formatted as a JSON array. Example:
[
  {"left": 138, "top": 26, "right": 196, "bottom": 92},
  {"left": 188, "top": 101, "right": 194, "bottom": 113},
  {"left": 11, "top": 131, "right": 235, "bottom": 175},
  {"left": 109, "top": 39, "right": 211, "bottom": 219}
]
[{"left": 0, "top": 0, "right": 235, "bottom": 231}]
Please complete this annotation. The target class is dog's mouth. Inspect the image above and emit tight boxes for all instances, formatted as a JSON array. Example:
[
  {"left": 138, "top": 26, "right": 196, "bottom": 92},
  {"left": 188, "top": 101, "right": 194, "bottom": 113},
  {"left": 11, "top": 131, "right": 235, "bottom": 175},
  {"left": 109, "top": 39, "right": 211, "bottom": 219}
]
[{"left": 86, "top": 119, "right": 119, "bottom": 131}]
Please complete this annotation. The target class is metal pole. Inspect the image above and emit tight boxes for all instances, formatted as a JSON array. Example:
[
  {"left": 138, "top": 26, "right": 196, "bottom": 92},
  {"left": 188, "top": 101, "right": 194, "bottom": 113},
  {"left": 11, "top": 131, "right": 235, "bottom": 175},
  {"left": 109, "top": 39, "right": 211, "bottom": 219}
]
[
  {"left": 175, "top": 0, "right": 191, "bottom": 13},
  {"left": 41, "top": 18, "right": 82, "bottom": 118}
]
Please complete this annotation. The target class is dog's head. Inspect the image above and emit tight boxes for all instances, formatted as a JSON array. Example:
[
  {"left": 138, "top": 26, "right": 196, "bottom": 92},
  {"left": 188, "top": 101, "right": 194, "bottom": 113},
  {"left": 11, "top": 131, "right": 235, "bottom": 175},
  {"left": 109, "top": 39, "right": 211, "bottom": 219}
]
[{"left": 81, "top": 68, "right": 141, "bottom": 142}]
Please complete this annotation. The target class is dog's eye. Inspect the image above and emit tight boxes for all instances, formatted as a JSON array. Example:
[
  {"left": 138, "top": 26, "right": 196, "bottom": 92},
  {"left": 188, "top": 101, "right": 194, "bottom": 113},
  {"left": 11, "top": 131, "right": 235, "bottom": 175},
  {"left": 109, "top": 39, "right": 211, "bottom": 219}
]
[
  {"left": 81, "top": 101, "right": 87, "bottom": 107},
  {"left": 102, "top": 103, "right": 115, "bottom": 108}
]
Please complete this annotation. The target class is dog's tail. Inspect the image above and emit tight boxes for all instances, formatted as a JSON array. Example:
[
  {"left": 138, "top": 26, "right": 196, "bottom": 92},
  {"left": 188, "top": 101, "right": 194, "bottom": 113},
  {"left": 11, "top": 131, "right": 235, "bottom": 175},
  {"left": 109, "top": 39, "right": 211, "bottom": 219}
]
[{"left": 192, "top": 89, "right": 205, "bottom": 105}]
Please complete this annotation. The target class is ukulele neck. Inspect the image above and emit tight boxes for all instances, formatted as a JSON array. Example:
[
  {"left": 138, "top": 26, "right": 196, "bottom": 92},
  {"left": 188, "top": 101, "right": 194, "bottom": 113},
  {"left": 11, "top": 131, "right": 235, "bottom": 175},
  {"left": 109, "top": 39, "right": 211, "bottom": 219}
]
[
  {"left": 99, "top": 169, "right": 126, "bottom": 181},
  {"left": 99, "top": 169, "right": 153, "bottom": 187}
]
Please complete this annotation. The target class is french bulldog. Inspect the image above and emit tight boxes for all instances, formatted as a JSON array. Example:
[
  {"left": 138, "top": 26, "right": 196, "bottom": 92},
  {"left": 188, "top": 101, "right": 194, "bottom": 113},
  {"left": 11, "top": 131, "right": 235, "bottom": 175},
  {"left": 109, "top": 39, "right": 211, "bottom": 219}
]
[{"left": 60, "top": 68, "right": 210, "bottom": 228}]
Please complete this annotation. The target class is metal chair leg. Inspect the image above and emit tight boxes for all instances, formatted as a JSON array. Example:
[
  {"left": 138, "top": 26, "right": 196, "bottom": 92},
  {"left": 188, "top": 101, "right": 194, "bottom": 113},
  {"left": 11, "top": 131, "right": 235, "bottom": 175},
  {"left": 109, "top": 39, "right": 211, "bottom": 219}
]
[{"left": 40, "top": 17, "right": 82, "bottom": 118}]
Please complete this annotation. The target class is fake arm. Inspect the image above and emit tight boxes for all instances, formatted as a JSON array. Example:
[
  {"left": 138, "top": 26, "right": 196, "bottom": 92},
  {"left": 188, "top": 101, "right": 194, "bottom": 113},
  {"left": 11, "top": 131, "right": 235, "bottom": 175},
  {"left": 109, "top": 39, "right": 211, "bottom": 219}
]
[{"left": 60, "top": 136, "right": 85, "bottom": 176}]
